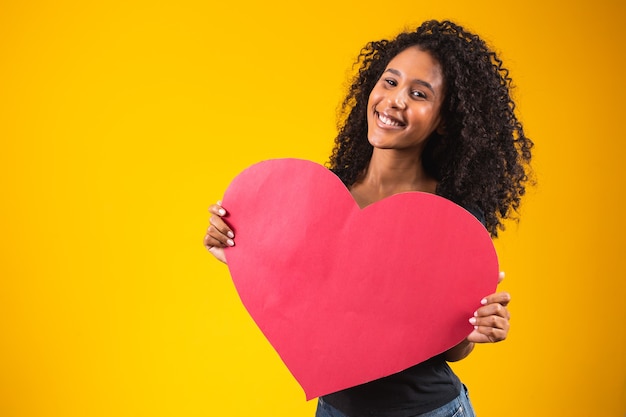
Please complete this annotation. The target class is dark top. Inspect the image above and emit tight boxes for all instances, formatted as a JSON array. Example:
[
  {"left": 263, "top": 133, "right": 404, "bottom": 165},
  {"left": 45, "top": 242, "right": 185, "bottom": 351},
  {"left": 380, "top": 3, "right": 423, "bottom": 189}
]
[{"left": 321, "top": 355, "right": 461, "bottom": 417}]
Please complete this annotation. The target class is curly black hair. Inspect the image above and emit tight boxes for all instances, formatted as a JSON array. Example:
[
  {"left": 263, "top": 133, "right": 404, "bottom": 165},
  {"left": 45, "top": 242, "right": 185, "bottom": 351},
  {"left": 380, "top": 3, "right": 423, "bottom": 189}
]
[{"left": 328, "top": 20, "right": 533, "bottom": 237}]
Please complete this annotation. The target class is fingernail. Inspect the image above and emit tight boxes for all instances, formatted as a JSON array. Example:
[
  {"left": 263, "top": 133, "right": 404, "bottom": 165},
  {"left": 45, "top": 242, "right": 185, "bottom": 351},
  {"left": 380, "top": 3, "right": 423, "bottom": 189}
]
[
  {"left": 219, "top": 208, "right": 226, "bottom": 216},
  {"left": 227, "top": 231, "right": 234, "bottom": 239},
  {"left": 473, "top": 311, "right": 478, "bottom": 317},
  {"left": 469, "top": 317, "right": 477, "bottom": 325},
  {"left": 226, "top": 239, "right": 234, "bottom": 247},
  {"left": 499, "top": 271, "right": 505, "bottom": 279},
  {"left": 481, "top": 298, "right": 488, "bottom": 305}
]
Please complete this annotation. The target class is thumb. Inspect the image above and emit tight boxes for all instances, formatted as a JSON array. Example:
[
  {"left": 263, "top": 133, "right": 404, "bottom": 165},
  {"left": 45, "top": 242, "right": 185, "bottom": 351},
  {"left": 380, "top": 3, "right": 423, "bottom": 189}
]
[{"left": 208, "top": 246, "right": 228, "bottom": 264}]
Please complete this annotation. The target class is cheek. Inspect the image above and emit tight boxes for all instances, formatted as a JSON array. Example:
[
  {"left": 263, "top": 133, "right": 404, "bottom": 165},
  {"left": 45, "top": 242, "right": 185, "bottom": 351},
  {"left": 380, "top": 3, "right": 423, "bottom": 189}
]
[
  {"left": 411, "top": 106, "right": 440, "bottom": 126},
  {"left": 366, "top": 92, "right": 378, "bottom": 124},
  {"left": 366, "top": 90, "right": 377, "bottom": 109}
]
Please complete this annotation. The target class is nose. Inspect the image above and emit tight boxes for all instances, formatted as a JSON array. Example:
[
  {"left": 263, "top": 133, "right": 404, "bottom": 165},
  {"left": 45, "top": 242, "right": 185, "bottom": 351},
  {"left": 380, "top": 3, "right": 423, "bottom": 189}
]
[{"left": 387, "top": 89, "right": 407, "bottom": 109}]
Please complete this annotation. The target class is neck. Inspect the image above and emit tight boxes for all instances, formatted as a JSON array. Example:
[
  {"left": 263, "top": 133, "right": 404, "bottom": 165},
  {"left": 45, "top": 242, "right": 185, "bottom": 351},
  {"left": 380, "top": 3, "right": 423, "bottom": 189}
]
[{"left": 350, "top": 149, "right": 437, "bottom": 207}]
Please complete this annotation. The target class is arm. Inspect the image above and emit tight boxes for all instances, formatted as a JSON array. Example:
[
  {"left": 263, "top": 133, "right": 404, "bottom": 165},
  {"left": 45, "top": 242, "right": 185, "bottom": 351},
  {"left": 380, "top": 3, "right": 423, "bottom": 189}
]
[
  {"left": 444, "top": 339, "right": 475, "bottom": 362},
  {"left": 203, "top": 201, "right": 235, "bottom": 264},
  {"left": 444, "top": 272, "right": 511, "bottom": 362}
]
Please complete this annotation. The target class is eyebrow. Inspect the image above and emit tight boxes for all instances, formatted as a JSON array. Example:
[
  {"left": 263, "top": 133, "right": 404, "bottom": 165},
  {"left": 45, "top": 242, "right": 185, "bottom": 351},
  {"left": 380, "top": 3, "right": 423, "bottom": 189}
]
[{"left": 385, "top": 68, "right": 436, "bottom": 95}]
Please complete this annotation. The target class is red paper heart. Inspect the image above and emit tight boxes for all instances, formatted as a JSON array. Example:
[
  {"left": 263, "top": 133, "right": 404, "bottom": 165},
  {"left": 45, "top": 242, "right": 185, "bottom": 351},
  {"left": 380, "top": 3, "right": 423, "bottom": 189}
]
[{"left": 222, "top": 158, "right": 498, "bottom": 400}]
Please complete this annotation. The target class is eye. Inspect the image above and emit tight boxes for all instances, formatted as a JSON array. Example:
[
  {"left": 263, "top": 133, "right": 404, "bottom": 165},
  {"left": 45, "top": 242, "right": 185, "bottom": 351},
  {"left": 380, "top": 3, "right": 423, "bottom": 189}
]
[
  {"left": 411, "top": 90, "right": 427, "bottom": 99},
  {"left": 383, "top": 78, "right": 397, "bottom": 87}
]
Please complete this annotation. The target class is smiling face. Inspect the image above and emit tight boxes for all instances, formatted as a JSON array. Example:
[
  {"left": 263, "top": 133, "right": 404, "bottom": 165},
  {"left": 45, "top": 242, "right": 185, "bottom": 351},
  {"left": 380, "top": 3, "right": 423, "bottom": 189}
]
[{"left": 367, "top": 46, "right": 445, "bottom": 154}]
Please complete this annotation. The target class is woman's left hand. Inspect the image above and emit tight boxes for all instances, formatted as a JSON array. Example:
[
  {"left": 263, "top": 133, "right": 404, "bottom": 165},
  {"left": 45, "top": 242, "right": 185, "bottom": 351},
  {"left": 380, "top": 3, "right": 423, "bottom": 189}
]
[{"left": 467, "top": 272, "right": 511, "bottom": 343}]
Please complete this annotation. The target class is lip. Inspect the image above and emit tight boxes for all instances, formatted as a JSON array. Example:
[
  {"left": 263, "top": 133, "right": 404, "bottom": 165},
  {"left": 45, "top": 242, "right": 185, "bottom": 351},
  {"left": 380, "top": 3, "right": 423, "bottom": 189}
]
[{"left": 374, "top": 110, "right": 406, "bottom": 129}]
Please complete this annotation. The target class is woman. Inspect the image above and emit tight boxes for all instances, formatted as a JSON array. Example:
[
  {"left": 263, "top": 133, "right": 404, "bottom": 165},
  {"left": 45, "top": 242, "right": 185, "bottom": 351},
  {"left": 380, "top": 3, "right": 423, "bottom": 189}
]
[{"left": 204, "top": 20, "right": 533, "bottom": 417}]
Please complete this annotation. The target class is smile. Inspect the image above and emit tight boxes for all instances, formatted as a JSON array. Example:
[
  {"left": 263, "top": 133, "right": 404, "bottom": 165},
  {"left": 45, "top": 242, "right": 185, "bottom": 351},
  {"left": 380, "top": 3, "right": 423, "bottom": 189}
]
[{"left": 376, "top": 111, "right": 405, "bottom": 127}]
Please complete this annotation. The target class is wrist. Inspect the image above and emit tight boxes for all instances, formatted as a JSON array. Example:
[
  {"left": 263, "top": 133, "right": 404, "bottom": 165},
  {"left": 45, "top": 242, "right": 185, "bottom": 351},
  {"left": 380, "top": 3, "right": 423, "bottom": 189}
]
[{"left": 444, "top": 339, "right": 475, "bottom": 362}]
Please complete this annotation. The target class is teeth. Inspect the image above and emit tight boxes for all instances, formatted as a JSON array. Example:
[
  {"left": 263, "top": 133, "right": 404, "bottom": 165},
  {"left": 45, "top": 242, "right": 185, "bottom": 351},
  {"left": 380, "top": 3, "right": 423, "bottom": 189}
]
[{"left": 378, "top": 112, "right": 401, "bottom": 126}]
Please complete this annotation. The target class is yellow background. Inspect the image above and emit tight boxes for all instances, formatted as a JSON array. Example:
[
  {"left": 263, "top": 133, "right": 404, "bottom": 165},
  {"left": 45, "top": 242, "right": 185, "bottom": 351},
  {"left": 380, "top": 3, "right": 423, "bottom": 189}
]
[{"left": 1, "top": 0, "right": 625, "bottom": 416}]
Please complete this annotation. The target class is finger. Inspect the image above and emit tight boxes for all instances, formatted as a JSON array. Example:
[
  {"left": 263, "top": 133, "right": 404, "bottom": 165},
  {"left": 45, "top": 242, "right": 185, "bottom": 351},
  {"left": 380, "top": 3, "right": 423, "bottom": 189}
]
[
  {"left": 467, "top": 325, "right": 508, "bottom": 343},
  {"left": 475, "top": 305, "right": 511, "bottom": 323},
  {"left": 481, "top": 291, "right": 511, "bottom": 308},
  {"left": 209, "top": 214, "right": 235, "bottom": 240},
  {"left": 205, "top": 224, "right": 234, "bottom": 248},
  {"left": 498, "top": 271, "right": 505, "bottom": 284},
  {"left": 468, "top": 314, "right": 510, "bottom": 344},
  {"left": 475, "top": 302, "right": 510, "bottom": 319},
  {"left": 470, "top": 314, "right": 509, "bottom": 331},
  {"left": 204, "top": 232, "right": 223, "bottom": 247},
  {"left": 207, "top": 201, "right": 235, "bottom": 242},
  {"left": 208, "top": 203, "right": 227, "bottom": 217},
  {"left": 208, "top": 246, "right": 228, "bottom": 264}
]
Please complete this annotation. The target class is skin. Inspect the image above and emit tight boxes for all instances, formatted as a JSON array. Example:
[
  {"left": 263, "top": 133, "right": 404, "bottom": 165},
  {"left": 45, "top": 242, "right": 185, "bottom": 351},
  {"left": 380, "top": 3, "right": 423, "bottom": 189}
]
[{"left": 203, "top": 46, "right": 511, "bottom": 363}]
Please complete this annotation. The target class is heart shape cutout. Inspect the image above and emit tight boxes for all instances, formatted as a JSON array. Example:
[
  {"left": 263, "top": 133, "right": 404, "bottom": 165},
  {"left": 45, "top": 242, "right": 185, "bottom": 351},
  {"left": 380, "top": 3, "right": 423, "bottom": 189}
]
[{"left": 222, "top": 159, "right": 498, "bottom": 400}]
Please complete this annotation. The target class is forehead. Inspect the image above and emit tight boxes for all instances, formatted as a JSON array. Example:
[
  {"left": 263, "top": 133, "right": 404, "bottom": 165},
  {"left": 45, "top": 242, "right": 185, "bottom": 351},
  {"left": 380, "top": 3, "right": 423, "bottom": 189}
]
[{"left": 385, "top": 46, "right": 444, "bottom": 87}]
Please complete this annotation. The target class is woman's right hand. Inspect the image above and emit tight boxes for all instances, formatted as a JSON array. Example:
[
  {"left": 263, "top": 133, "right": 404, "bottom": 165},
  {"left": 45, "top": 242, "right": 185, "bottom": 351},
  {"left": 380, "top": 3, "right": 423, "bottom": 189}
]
[{"left": 203, "top": 201, "right": 234, "bottom": 264}]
